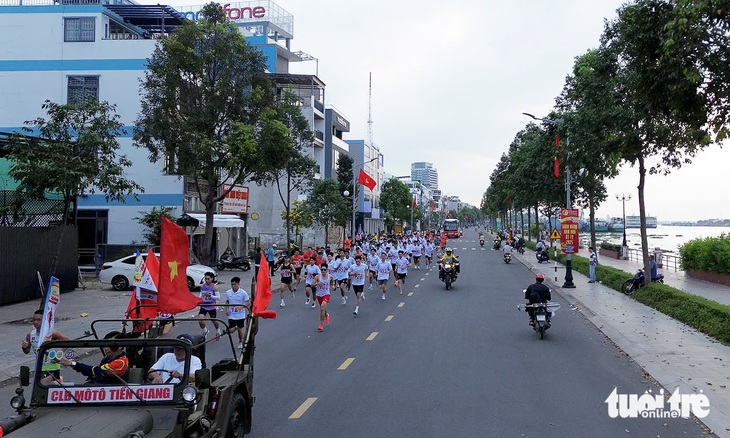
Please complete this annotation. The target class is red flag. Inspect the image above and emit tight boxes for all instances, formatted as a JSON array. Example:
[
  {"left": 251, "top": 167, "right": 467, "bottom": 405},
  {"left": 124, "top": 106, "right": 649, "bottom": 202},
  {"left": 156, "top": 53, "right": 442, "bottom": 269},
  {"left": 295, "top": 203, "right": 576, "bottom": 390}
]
[
  {"left": 126, "top": 250, "right": 159, "bottom": 330},
  {"left": 430, "top": 201, "right": 435, "bottom": 212},
  {"left": 253, "top": 254, "right": 277, "bottom": 319},
  {"left": 554, "top": 133, "right": 563, "bottom": 177},
  {"left": 357, "top": 169, "right": 376, "bottom": 191},
  {"left": 158, "top": 217, "right": 202, "bottom": 314},
  {"left": 413, "top": 195, "right": 417, "bottom": 208}
]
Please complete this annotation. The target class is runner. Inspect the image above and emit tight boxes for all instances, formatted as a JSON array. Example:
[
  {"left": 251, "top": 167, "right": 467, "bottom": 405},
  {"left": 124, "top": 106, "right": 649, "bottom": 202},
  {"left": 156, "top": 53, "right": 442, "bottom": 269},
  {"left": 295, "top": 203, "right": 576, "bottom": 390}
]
[
  {"left": 291, "top": 250, "right": 303, "bottom": 289},
  {"left": 198, "top": 272, "right": 222, "bottom": 339},
  {"left": 367, "top": 247, "right": 379, "bottom": 292},
  {"left": 440, "top": 233, "right": 448, "bottom": 254},
  {"left": 334, "top": 251, "right": 349, "bottom": 304},
  {"left": 424, "top": 239, "right": 434, "bottom": 269},
  {"left": 410, "top": 238, "right": 423, "bottom": 270},
  {"left": 225, "top": 277, "right": 250, "bottom": 350},
  {"left": 348, "top": 254, "right": 368, "bottom": 316},
  {"left": 342, "top": 249, "right": 354, "bottom": 292},
  {"left": 278, "top": 256, "right": 295, "bottom": 308},
  {"left": 395, "top": 250, "right": 410, "bottom": 295},
  {"left": 303, "top": 257, "right": 321, "bottom": 308},
  {"left": 312, "top": 264, "right": 332, "bottom": 331},
  {"left": 376, "top": 251, "right": 393, "bottom": 300}
]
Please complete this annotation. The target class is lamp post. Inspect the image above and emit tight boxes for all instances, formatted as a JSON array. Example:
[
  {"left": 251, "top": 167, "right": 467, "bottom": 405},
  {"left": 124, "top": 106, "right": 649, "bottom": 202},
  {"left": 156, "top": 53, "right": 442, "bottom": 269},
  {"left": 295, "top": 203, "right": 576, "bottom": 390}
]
[
  {"left": 352, "top": 156, "right": 379, "bottom": 239},
  {"left": 616, "top": 194, "right": 631, "bottom": 249},
  {"left": 523, "top": 112, "right": 575, "bottom": 288}
]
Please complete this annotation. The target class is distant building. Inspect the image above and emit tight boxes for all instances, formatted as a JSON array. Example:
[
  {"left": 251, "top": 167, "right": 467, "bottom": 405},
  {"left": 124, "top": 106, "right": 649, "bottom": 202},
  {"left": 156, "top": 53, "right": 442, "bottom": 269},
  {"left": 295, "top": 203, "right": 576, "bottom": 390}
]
[
  {"left": 410, "top": 162, "right": 438, "bottom": 190},
  {"left": 345, "top": 140, "right": 383, "bottom": 234}
]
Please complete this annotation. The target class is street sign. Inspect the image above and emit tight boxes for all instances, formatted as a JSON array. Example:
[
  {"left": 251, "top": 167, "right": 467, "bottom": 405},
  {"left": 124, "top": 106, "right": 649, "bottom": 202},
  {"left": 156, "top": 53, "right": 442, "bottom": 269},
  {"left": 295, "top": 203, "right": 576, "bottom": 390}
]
[
  {"left": 550, "top": 228, "right": 561, "bottom": 240},
  {"left": 560, "top": 208, "right": 580, "bottom": 254},
  {"left": 222, "top": 183, "right": 249, "bottom": 214}
]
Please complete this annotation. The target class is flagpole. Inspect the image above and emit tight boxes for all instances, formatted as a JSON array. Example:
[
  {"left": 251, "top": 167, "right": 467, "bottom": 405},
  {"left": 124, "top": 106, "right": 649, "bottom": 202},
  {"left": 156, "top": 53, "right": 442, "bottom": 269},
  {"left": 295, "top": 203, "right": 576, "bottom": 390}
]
[{"left": 353, "top": 157, "right": 379, "bottom": 239}]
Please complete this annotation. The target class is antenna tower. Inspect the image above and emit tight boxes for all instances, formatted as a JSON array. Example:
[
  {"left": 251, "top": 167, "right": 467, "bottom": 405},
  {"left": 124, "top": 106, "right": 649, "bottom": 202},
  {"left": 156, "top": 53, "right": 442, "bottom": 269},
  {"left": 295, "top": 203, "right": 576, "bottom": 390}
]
[{"left": 367, "top": 72, "right": 373, "bottom": 147}]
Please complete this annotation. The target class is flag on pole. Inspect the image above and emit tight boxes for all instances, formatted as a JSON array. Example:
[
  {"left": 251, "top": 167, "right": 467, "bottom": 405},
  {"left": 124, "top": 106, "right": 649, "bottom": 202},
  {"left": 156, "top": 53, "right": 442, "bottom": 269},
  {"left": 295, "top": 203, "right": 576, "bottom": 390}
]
[
  {"left": 157, "top": 217, "right": 202, "bottom": 314},
  {"left": 413, "top": 195, "right": 417, "bottom": 209},
  {"left": 127, "top": 250, "right": 159, "bottom": 329},
  {"left": 430, "top": 201, "right": 435, "bottom": 212},
  {"left": 357, "top": 169, "right": 376, "bottom": 191},
  {"left": 253, "top": 253, "right": 277, "bottom": 319},
  {"left": 38, "top": 276, "right": 60, "bottom": 348},
  {"left": 554, "top": 134, "right": 564, "bottom": 178}
]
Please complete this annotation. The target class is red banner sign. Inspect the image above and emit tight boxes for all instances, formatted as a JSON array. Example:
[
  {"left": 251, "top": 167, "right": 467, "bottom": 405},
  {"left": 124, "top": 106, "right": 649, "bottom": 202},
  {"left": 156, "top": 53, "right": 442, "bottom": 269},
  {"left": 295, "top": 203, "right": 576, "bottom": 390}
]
[
  {"left": 48, "top": 384, "right": 174, "bottom": 404},
  {"left": 560, "top": 208, "right": 579, "bottom": 254},
  {"left": 222, "top": 183, "right": 249, "bottom": 214}
]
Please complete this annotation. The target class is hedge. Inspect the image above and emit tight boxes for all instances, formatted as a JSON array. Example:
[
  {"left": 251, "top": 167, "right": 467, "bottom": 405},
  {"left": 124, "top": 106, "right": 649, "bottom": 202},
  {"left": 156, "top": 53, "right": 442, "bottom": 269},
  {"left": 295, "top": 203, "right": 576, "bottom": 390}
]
[
  {"left": 679, "top": 234, "right": 730, "bottom": 274},
  {"left": 599, "top": 241, "right": 622, "bottom": 252}
]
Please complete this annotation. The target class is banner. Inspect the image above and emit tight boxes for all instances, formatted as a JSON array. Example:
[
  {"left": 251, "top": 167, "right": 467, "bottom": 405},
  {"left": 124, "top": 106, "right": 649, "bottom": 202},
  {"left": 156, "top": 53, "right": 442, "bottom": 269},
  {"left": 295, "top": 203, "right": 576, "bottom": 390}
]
[
  {"left": 48, "top": 385, "right": 174, "bottom": 404},
  {"left": 38, "top": 276, "right": 60, "bottom": 348},
  {"left": 560, "top": 208, "right": 580, "bottom": 254}
]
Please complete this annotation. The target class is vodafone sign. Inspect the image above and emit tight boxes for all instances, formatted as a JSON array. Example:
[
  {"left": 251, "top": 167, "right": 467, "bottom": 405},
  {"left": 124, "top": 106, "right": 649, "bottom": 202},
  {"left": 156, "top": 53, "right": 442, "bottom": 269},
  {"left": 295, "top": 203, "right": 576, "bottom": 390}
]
[
  {"left": 175, "top": 2, "right": 266, "bottom": 22},
  {"left": 222, "top": 183, "right": 249, "bottom": 214}
]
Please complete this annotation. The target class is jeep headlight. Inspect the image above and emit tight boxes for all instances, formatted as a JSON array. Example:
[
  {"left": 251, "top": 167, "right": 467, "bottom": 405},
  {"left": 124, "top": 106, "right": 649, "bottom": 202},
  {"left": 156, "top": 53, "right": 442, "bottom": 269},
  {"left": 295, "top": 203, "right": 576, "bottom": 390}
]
[
  {"left": 182, "top": 385, "right": 198, "bottom": 403},
  {"left": 10, "top": 394, "right": 25, "bottom": 410}
]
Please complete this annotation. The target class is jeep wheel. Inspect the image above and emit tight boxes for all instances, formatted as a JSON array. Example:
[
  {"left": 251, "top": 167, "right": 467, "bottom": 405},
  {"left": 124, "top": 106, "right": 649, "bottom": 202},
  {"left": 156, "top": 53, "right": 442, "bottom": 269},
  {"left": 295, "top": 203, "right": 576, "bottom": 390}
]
[{"left": 227, "top": 392, "right": 251, "bottom": 437}]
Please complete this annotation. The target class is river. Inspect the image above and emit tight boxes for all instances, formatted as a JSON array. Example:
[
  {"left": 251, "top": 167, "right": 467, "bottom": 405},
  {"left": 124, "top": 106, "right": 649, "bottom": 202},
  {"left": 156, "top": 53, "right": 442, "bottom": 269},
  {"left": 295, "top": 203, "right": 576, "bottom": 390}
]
[{"left": 587, "top": 225, "right": 730, "bottom": 254}]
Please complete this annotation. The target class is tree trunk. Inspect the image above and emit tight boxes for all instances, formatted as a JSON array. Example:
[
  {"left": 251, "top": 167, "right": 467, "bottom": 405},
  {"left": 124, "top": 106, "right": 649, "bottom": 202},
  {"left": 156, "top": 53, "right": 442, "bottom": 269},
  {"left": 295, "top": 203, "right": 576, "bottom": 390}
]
[
  {"left": 202, "top": 203, "right": 215, "bottom": 265},
  {"left": 285, "top": 172, "right": 291, "bottom": 256},
  {"left": 324, "top": 224, "right": 329, "bottom": 247},
  {"left": 589, "top": 200, "right": 596, "bottom": 251},
  {"left": 637, "top": 154, "right": 651, "bottom": 276}
]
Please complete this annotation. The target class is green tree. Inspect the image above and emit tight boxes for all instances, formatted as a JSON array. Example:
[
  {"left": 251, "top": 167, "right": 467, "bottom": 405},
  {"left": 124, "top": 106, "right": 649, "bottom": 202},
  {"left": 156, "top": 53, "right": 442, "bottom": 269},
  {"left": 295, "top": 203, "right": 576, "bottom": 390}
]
[
  {"left": 134, "top": 206, "right": 177, "bottom": 246},
  {"left": 134, "top": 2, "right": 291, "bottom": 264},
  {"left": 254, "top": 90, "right": 317, "bottom": 249},
  {"left": 304, "top": 179, "right": 350, "bottom": 246},
  {"left": 379, "top": 178, "right": 411, "bottom": 228},
  {"left": 336, "top": 154, "right": 354, "bottom": 236},
  {"left": 9, "top": 100, "right": 143, "bottom": 224},
  {"left": 281, "top": 199, "right": 313, "bottom": 246}
]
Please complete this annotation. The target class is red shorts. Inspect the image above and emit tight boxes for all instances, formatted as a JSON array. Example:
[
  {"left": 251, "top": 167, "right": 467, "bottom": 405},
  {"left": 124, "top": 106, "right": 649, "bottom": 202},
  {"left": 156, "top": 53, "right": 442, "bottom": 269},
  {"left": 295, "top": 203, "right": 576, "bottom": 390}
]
[{"left": 316, "top": 295, "right": 330, "bottom": 305}]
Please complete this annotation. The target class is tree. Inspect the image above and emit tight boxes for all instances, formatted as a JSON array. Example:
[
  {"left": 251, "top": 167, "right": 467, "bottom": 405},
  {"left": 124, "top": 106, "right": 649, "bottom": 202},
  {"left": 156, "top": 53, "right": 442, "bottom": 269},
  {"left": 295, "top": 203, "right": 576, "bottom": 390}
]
[
  {"left": 9, "top": 100, "right": 143, "bottom": 224},
  {"left": 134, "top": 206, "right": 177, "bottom": 246},
  {"left": 304, "top": 179, "right": 350, "bottom": 246},
  {"left": 134, "top": 2, "right": 292, "bottom": 264},
  {"left": 281, "top": 200, "right": 313, "bottom": 245},
  {"left": 336, "top": 154, "right": 354, "bottom": 236},
  {"left": 254, "top": 90, "right": 317, "bottom": 250},
  {"left": 379, "top": 178, "right": 411, "bottom": 228}
]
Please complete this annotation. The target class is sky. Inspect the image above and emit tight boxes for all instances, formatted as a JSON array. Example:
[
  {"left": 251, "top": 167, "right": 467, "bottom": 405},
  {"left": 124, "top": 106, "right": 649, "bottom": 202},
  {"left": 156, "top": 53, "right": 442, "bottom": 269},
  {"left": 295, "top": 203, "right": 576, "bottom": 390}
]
[{"left": 154, "top": 0, "right": 730, "bottom": 222}]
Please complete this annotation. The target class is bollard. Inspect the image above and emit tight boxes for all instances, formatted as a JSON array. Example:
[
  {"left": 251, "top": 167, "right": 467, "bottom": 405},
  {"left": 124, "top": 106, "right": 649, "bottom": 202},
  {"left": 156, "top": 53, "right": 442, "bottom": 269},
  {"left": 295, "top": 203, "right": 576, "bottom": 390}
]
[{"left": 554, "top": 264, "right": 558, "bottom": 282}]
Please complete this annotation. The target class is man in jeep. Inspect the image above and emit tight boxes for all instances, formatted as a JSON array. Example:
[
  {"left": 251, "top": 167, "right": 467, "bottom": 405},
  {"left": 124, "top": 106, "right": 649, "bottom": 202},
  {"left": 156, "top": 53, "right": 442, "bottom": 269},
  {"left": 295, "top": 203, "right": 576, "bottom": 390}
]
[{"left": 55, "top": 331, "right": 128, "bottom": 384}]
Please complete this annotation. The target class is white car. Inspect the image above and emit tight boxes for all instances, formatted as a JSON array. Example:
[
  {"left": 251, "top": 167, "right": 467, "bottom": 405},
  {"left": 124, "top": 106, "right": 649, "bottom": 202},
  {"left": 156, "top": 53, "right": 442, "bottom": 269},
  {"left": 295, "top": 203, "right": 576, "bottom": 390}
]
[{"left": 99, "top": 253, "right": 216, "bottom": 291}]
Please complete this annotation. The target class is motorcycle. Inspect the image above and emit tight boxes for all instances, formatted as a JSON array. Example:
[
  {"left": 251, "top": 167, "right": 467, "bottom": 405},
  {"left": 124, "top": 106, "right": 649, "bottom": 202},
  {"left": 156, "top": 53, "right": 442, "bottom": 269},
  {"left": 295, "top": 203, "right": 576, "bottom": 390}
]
[
  {"left": 217, "top": 253, "right": 251, "bottom": 271},
  {"left": 514, "top": 240, "right": 525, "bottom": 254},
  {"left": 493, "top": 239, "right": 501, "bottom": 250},
  {"left": 503, "top": 252, "right": 512, "bottom": 264},
  {"left": 479, "top": 238, "right": 485, "bottom": 247},
  {"left": 439, "top": 261, "right": 459, "bottom": 290},
  {"left": 621, "top": 269, "right": 664, "bottom": 295},
  {"left": 518, "top": 298, "right": 561, "bottom": 340},
  {"left": 536, "top": 249, "right": 549, "bottom": 263}
]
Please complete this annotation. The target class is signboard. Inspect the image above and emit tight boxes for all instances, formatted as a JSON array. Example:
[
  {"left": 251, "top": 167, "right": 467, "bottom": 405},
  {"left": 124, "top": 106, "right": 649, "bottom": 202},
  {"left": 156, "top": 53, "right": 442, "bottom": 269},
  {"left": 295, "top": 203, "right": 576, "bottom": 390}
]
[
  {"left": 38, "top": 277, "right": 60, "bottom": 348},
  {"left": 560, "top": 208, "right": 580, "bottom": 254},
  {"left": 222, "top": 183, "right": 249, "bottom": 214},
  {"left": 174, "top": 2, "right": 266, "bottom": 22},
  {"left": 550, "top": 228, "right": 561, "bottom": 240},
  {"left": 48, "top": 385, "right": 175, "bottom": 404}
]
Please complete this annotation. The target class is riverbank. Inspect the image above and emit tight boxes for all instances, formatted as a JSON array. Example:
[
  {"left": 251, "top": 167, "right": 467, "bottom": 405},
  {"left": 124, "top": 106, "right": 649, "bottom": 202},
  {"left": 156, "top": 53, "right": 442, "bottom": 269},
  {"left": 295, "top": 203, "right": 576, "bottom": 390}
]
[{"left": 586, "top": 225, "right": 730, "bottom": 254}]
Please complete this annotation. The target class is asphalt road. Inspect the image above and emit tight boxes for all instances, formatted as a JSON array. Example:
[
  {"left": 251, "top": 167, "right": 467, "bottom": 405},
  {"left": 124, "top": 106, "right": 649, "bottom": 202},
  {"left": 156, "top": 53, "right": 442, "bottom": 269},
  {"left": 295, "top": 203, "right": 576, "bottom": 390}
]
[{"left": 0, "top": 231, "right": 712, "bottom": 437}]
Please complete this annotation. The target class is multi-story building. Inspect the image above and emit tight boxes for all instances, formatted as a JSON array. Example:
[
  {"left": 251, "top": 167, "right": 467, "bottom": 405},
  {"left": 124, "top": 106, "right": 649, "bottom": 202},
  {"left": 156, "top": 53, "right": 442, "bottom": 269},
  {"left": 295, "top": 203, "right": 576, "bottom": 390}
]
[
  {"left": 410, "top": 162, "right": 438, "bottom": 191},
  {"left": 345, "top": 139, "right": 383, "bottom": 235}
]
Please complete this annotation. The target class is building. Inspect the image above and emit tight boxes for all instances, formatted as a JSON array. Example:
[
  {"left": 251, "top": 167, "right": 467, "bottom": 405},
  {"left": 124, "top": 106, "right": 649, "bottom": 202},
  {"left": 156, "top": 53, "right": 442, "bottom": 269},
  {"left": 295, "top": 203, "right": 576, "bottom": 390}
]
[
  {"left": 345, "top": 140, "right": 383, "bottom": 235},
  {"left": 410, "top": 162, "right": 438, "bottom": 191}
]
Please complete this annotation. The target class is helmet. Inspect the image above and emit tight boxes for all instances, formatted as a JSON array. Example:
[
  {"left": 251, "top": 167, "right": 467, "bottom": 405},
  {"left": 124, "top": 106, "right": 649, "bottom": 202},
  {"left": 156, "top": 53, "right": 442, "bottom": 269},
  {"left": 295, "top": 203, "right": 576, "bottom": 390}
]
[
  {"left": 272, "top": 244, "right": 277, "bottom": 248},
  {"left": 445, "top": 247, "right": 452, "bottom": 253},
  {"left": 536, "top": 273, "right": 545, "bottom": 281}
]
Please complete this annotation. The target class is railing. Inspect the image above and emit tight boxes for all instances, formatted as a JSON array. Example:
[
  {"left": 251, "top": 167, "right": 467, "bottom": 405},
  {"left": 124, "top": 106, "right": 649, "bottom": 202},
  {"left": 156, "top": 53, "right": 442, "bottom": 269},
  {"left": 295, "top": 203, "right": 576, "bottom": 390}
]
[
  {"left": 1, "top": 0, "right": 135, "bottom": 6},
  {"left": 626, "top": 247, "right": 682, "bottom": 272},
  {"left": 314, "top": 130, "right": 324, "bottom": 141},
  {"left": 313, "top": 99, "right": 324, "bottom": 113}
]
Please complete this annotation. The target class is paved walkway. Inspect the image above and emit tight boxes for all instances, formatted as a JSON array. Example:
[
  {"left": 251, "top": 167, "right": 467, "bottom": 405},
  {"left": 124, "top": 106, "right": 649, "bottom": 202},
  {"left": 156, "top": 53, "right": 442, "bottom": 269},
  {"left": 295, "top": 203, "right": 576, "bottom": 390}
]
[{"left": 516, "top": 242, "right": 730, "bottom": 437}]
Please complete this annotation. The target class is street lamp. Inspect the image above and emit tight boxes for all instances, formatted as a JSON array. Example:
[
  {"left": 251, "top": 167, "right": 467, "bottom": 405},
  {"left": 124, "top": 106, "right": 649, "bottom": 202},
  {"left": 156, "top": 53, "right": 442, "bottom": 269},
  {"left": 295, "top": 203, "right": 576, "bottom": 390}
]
[
  {"left": 523, "top": 112, "right": 576, "bottom": 288},
  {"left": 616, "top": 194, "right": 631, "bottom": 250},
  {"left": 351, "top": 156, "right": 379, "bottom": 238}
]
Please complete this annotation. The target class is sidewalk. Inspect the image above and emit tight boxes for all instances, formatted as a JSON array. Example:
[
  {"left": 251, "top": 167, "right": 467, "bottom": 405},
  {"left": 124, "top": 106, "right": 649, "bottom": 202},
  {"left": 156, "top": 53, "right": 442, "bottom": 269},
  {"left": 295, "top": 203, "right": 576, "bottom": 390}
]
[{"left": 518, "top": 246, "right": 730, "bottom": 437}]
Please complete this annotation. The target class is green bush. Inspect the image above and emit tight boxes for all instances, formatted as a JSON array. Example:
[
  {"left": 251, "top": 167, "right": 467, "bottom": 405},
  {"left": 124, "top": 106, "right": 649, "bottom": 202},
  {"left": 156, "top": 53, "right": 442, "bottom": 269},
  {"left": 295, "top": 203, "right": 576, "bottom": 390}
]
[
  {"left": 599, "top": 241, "right": 622, "bottom": 252},
  {"left": 679, "top": 234, "right": 730, "bottom": 274}
]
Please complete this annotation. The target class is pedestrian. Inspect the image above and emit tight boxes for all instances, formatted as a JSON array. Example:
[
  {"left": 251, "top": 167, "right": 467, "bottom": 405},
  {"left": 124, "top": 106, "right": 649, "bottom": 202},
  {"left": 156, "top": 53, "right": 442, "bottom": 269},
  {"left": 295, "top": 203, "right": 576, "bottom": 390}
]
[
  {"left": 22, "top": 309, "right": 69, "bottom": 380},
  {"left": 279, "top": 256, "right": 295, "bottom": 307},
  {"left": 267, "top": 244, "right": 277, "bottom": 276},
  {"left": 198, "top": 272, "right": 222, "bottom": 339},
  {"left": 253, "top": 247, "right": 262, "bottom": 278},
  {"left": 376, "top": 251, "right": 393, "bottom": 300},
  {"left": 588, "top": 246, "right": 598, "bottom": 283},
  {"left": 225, "top": 277, "right": 250, "bottom": 350},
  {"left": 312, "top": 263, "right": 332, "bottom": 331},
  {"left": 348, "top": 255, "right": 367, "bottom": 316}
]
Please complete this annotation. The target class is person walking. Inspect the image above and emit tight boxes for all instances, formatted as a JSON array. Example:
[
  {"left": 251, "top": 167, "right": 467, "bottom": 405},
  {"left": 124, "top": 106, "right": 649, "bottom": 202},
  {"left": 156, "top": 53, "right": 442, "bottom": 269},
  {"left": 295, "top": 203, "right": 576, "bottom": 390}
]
[
  {"left": 267, "top": 244, "right": 277, "bottom": 277},
  {"left": 588, "top": 246, "right": 598, "bottom": 283}
]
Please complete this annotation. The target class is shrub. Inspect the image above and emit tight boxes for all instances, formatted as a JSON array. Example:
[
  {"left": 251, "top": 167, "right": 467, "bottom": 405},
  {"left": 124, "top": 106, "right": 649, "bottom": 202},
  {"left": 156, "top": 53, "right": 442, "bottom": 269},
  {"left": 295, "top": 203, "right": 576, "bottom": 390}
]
[
  {"left": 679, "top": 234, "right": 730, "bottom": 274},
  {"left": 599, "top": 241, "right": 622, "bottom": 252}
]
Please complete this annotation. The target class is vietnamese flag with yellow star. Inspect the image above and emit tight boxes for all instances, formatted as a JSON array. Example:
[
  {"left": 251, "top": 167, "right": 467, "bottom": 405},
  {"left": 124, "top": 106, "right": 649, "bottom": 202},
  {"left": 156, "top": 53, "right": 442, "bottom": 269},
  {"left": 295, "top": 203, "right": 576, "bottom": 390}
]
[{"left": 158, "top": 217, "right": 202, "bottom": 314}]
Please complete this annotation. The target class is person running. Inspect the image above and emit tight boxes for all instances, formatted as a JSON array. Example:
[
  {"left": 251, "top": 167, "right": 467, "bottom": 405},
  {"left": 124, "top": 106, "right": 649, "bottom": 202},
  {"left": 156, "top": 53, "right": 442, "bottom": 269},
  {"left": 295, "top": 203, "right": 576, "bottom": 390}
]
[
  {"left": 424, "top": 239, "right": 434, "bottom": 269},
  {"left": 291, "top": 250, "right": 303, "bottom": 290},
  {"left": 367, "top": 247, "right": 379, "bottom": 292},
  {"left": 279, "top": 256, "right": 295, "bottom": 307},
  {"left": 348, "top": 255, "right": 368, "bottom": 316},
  {"left": 440, "top": 233, "right": 448, "bottom": 254},
  {"left": 334, "top": 251, "right": 350, "bottom": 304},
  {"left": 198, "top": 272, "right": 222, "bottom": 339},
  {"left": 225, "top": 277, "right": 250, "bottom": 350},
  {"left": 303, "top": 257, "right": 321, "bottom": 308},
  {"left": 342, "top": 250, "right": 354, "bottom": 292},
  {"left": 395, "top": 250, "right": 410, "bottom": 295},
  {"left": 312, "top": 264, "right": 332, "bottom": 331},
  {"left": 376, "top": 251, "right": 393, "bottom": 300},
  {"left": 410, "top": 239, "right": 423, "bottom": 270}
]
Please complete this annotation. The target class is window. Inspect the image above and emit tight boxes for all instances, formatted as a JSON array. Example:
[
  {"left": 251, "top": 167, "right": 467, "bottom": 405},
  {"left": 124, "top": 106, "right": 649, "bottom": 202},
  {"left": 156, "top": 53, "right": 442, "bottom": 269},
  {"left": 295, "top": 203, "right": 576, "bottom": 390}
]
[
  {"left": 64, "top": 17, "right": 95, "bottom": 42},
  {"left": 67, "top": 76, "right": 99, "bottom": 105}
]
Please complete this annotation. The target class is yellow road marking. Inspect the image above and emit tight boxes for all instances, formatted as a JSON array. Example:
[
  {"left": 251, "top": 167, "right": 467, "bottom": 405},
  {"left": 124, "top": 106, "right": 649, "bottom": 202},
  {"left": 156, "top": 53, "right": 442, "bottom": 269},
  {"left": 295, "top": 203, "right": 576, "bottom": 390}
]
[
  {"left": 366, "top": 332, "right": 378, "bottom": 341},
  {"left": 338, "top": 358, "right": 355, "bottom": 370},
  {"left": 398, "top": 302, "right": 405, "bottom": 308},
  {"left": 407, "top": 292, "right": 414, "bottom": 297},
  {"left": 385, "top": 315, "right": 394, "bottom": 321},
  {"left": 289, "top": 397, "right": 317, "bottom": 419}
]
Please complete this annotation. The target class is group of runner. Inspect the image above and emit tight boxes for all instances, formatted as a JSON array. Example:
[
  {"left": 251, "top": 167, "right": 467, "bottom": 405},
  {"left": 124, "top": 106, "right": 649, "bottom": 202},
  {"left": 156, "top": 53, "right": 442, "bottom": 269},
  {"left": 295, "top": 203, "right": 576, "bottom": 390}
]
[{"left": 275, "top": 232, "right": 441, "bottom": 331}]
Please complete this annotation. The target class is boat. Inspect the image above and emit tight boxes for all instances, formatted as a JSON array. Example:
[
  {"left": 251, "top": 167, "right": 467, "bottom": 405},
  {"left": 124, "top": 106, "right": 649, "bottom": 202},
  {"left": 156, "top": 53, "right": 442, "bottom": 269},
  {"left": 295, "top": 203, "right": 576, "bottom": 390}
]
[
  {"left": 579, "top": 219, "right": 609, "bottom": 232},
  {"left": 609, "top": 217, "right": 625, "bottom": 232},
  {"left": 625, "top": 215, "right": 658, "bottom": 228}
]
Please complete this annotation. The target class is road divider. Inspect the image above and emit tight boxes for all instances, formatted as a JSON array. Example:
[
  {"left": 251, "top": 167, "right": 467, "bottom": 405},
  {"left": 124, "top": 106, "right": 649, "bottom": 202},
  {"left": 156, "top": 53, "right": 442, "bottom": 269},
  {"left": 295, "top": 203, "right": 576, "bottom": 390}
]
[
  {"left": 338, "top": 358, "right": 355, "bottom": 370},
  {"left": 289, "top": 397, "right": 317, "bottom": 419},
  {"left": 385, "top": 315, "right": 394, "bottom": 322},
  {"left": 398, "top": 302, "right": 405, "bottom": 308},
  {"left": 366, "top": 332, "right": 378, "bottom": 341}
]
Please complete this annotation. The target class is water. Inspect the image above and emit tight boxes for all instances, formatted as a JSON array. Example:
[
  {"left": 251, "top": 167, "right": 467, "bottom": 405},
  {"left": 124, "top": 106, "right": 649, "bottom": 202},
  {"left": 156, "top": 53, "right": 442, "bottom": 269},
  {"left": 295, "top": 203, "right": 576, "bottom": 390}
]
[{"left": 588, "top": 226, "right": 730, "bottom": 254}]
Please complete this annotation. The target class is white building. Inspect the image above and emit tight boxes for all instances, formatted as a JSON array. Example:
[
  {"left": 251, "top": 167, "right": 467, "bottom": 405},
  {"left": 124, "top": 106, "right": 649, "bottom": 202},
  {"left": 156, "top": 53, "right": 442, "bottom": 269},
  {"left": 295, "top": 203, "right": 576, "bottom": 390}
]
[{"left": 410, "top": 161, "right": 438, "bottom": 191}]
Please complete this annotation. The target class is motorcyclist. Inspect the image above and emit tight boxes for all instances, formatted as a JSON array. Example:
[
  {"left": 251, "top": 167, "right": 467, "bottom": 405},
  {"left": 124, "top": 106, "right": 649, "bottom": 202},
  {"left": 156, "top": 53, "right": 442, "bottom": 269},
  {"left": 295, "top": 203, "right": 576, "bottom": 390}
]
[
  {"left": 493, "top": 235, "right": 501, "bottom": 249},
  {"left": 502, "top": 240, "right": 513, "bottom": 256},
  {"left": 524, "top": 273, "right": 552, "bottom": 326},
  {"left": 536, "top": 238, "right": 546, "bottom": 252},
  {"left": 438, "top": 247, "right": 460, "bottom": 279},
  {"left": 514, "top": 235, "right": 525, "bottom": 251}
]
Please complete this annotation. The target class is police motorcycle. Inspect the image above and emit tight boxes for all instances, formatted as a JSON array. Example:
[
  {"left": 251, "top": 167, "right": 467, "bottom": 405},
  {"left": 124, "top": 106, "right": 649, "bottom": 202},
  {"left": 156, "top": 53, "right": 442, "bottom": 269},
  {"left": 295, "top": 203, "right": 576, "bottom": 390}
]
[
  {"left": 438, "top": 249, "right": 460, "bottom": 290},
  {"left": 493, "top": 237, "right": 501, "bottom": 250}
]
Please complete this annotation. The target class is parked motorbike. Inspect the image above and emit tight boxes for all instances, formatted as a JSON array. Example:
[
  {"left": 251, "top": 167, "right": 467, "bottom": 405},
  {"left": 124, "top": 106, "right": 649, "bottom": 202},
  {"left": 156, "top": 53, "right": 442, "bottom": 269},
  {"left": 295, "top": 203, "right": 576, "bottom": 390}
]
[
  {"left": 536, "top": 249, "right": 549, "bottom": 263},
  {"left": 518, "top": 298, "right": 561, "bottom": 340},
  {"left": 439, "top": 261, "right": 459, "bottom": 290},
  {"left": 217, "top": 253, "right": 251, "bottom": 271},
  {"left": 621, "top": 269, "right": 664, "bottom": 295},
  {"left": 503, "top": 253, "right": 512, "bottom": 264}
]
